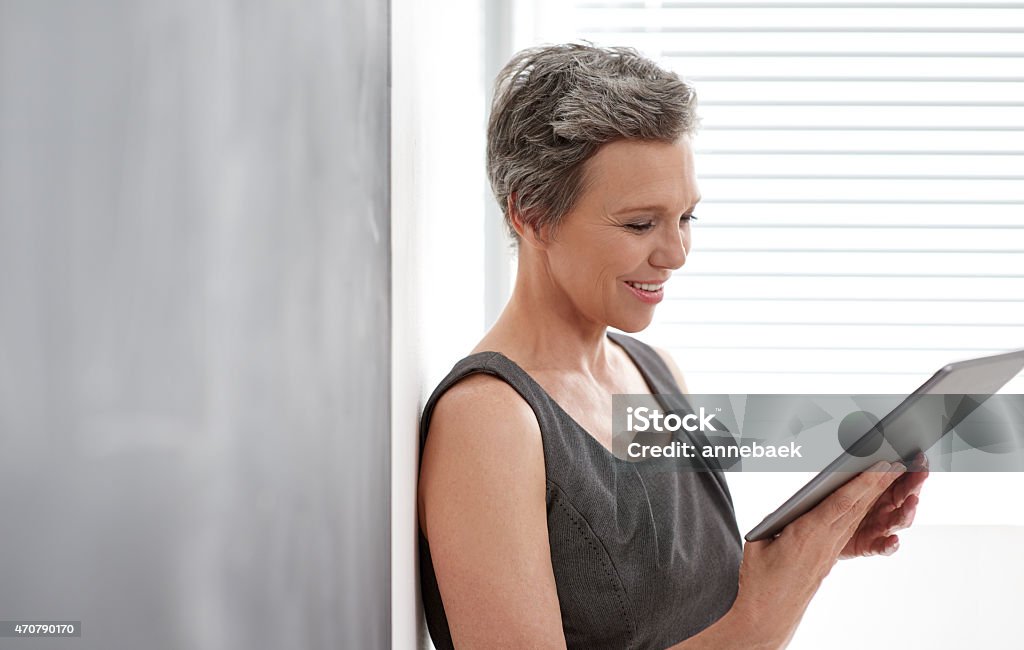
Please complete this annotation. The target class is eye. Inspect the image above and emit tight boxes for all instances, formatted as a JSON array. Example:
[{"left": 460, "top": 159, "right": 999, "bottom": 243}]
[
  {"left": 680, "top": 213, "right": 698, "bottom": 224},
  {"left": 624, "top": 221, "right": 655, "bottom": 233}
]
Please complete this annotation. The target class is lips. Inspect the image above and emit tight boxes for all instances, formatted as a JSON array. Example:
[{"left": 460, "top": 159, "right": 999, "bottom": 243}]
[{"left": 624, "top": 280, "right": 666, "bottom": 304}]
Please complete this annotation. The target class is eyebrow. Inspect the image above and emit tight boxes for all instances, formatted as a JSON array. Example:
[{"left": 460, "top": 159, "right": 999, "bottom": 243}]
[{"left": 614, "top": 196, "right": 702, "bottom": 215}]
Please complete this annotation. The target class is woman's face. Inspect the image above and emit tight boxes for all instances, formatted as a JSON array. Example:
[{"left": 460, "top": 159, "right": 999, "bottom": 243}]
[{"left": 542, "top": 137, "right": 699, "bottom": 333}]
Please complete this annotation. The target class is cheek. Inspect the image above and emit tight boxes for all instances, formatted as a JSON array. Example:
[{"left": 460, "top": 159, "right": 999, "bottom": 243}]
[
  {"left": 597, "top": 241, "right": 645, "bottom": 294},
  {"left": 596, "top": 269, "right": 619, "bottom": 294}
]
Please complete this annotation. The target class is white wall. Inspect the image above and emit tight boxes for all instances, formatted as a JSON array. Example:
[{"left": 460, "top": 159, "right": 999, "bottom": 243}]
[
  {"left": 792, "top": 525, "right": 1024, "bottom": 649},
  {"left": 392, "top": 1, "right": 488, "bottom": 647}
]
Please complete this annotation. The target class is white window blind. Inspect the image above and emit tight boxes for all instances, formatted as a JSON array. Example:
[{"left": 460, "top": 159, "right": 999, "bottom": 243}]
[{"left": 519, "top": 0, "right": 1024, "bottom": 396}]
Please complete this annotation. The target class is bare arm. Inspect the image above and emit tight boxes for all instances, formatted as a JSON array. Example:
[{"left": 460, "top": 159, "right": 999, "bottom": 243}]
[{"left": 418, "top": 374, "right": 567, "bottom": 649}]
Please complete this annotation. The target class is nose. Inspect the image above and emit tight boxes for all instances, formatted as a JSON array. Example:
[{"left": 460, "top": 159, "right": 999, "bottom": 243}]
[{"left": 649, "top": 222, "right": 689, "bottom": 271}]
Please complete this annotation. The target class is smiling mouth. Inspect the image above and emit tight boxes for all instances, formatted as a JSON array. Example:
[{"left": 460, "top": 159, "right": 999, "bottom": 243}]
[{"left": 625, "top": 280, "right": 665, "bottom": 292}]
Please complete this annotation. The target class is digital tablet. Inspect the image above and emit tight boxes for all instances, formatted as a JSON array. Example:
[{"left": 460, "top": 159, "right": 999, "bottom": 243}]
[{"left": 745, "top": 348, "right": 1024, "bottom": 542}]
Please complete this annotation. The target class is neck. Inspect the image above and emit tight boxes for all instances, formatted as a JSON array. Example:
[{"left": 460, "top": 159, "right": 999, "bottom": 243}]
[{"left": 484, "top": 250, "right": 614, "bottom": 376}]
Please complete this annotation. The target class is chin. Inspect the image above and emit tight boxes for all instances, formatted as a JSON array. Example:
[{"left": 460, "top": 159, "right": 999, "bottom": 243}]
[{"left": 610, "top": 312, "right": 655, "bottom": 334}]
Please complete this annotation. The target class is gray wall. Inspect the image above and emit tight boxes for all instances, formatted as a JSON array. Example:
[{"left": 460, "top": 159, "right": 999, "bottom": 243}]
[{"left": 0, "top": 1, "right": 390, "bottom": 648}]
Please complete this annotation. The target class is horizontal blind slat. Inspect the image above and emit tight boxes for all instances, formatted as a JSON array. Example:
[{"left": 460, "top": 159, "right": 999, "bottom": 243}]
[
  {"left": 579, "top": 2, "right": 1024, "bottom": 8},
  {"left": 698, "top": 178, "right": 1024, "bottom": 201},
  {"left": 645, "top": 323, "right": 1024, "bottom": 349},
  {"left": 695, "top": 129, "right": 1024, "bottom": 149},
  {"left": 657, "top": 300, "right": 1023, "bottom": 324},
  {"left": 576, "top": 31, "right": 1024, "bottom": 51},
  {"left": 576, "top": 7, "right": 1024, "bottom": 29},
  {"left": 672, "top": 275, "right": 1023, "bottom": 299},
  {"left": 692, "top": 203, "right": 1024, "bottom": 225},
  {"left": 697, "top": 154, "right": 1024, "bottom": 175},
  {"left": 694, "top": 227, "right": 1024, "bottom": 249},
  {"left": 700, "top": 105, "right": 1024, "bottom": 127},
  {"left": 686, "top": 252, "right": 1019, "bottom": 274}
]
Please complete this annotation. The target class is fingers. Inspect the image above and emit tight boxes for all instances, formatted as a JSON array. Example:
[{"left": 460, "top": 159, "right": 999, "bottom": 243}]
[
  {"left": 858, "top": 491, "right": 916, "bottom": 538},
  {"left": 886, "top": 459, "right": 929, "bottom": 510},
  {"left": 868, "top": 534, "right": 901, "bottom": 557},
  {"left": 887, "top": 471, "right": 922, "bottom": 508},
  {"left": 835, "top": 462, "right": 909, "bottom": 548},
  {"left": 806, "top": 462, "right": 905, "bottom": 558},
  {"left": 885, "top": 493, "right": 919, "bottom": 533},
  {"left": 901, "top": 466, "right": 929, "bottom": 500},
  {"left": 825, "top": 461, "right": 907, "bottom": 528},
  {"left": 787, "top": 461, "right": 914, "bottom": 563},
  {"left": 834, "top": 458, "right": 926, "bottom": 560},
  {"left": 840, "top": 479, "right": 922, "bottom": 559},
  {"left": 849, "top": 492, "right": 919, "bottom": 557},
  {"left": 908, "top": 451, "right": 929, "bottom": 472}
]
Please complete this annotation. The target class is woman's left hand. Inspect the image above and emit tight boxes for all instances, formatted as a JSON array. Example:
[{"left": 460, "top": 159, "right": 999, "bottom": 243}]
[{"left": 839, "top": 453, "right": 930, "bottom": 559}]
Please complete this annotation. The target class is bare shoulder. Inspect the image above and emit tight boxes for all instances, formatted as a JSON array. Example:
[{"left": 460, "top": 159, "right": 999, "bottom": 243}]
[
  {"left": 420, "top": 374, "right": 542, "bottom": 518},
  {"left": 418, "top": 372, "right": 565, "bottom": 646},
  {"left": 650, "top": 344, "right": 690, "bottom": 395},
  {"left": 429, "top": 372, "right": 538, "bottom": 441},
  {"left": 418, "top": 371, "right": 545, "bottom": 538}
]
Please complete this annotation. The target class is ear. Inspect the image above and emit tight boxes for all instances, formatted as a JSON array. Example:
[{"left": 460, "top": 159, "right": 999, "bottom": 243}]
[{"left": 507, "top": 195, "right": 551, "bottom": 250}]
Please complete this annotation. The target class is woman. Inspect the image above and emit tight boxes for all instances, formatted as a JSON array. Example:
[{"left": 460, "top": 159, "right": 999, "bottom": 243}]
[{"left": 418, "top": 43, "right": 928, "bottom": 649}]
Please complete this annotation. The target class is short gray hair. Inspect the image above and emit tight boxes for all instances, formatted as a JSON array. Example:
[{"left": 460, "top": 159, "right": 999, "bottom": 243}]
[{"left": 486, "top": 43, "right": 699, "bottom": 246}]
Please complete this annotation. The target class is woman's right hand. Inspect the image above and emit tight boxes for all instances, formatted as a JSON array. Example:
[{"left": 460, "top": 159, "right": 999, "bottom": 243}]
[{"left": 731, "top": 462, "right": 907, "bottom": 648}]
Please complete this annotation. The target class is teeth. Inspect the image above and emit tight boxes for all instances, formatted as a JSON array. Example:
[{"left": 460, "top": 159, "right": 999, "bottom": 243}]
[{"left": 627, "top": 281, "right": 663, "bottom": 292}]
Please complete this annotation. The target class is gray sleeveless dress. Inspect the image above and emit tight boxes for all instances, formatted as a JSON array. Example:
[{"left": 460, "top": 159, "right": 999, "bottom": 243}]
[{"left": 418, "top": 332, "right": 743, "bottom": 649}]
